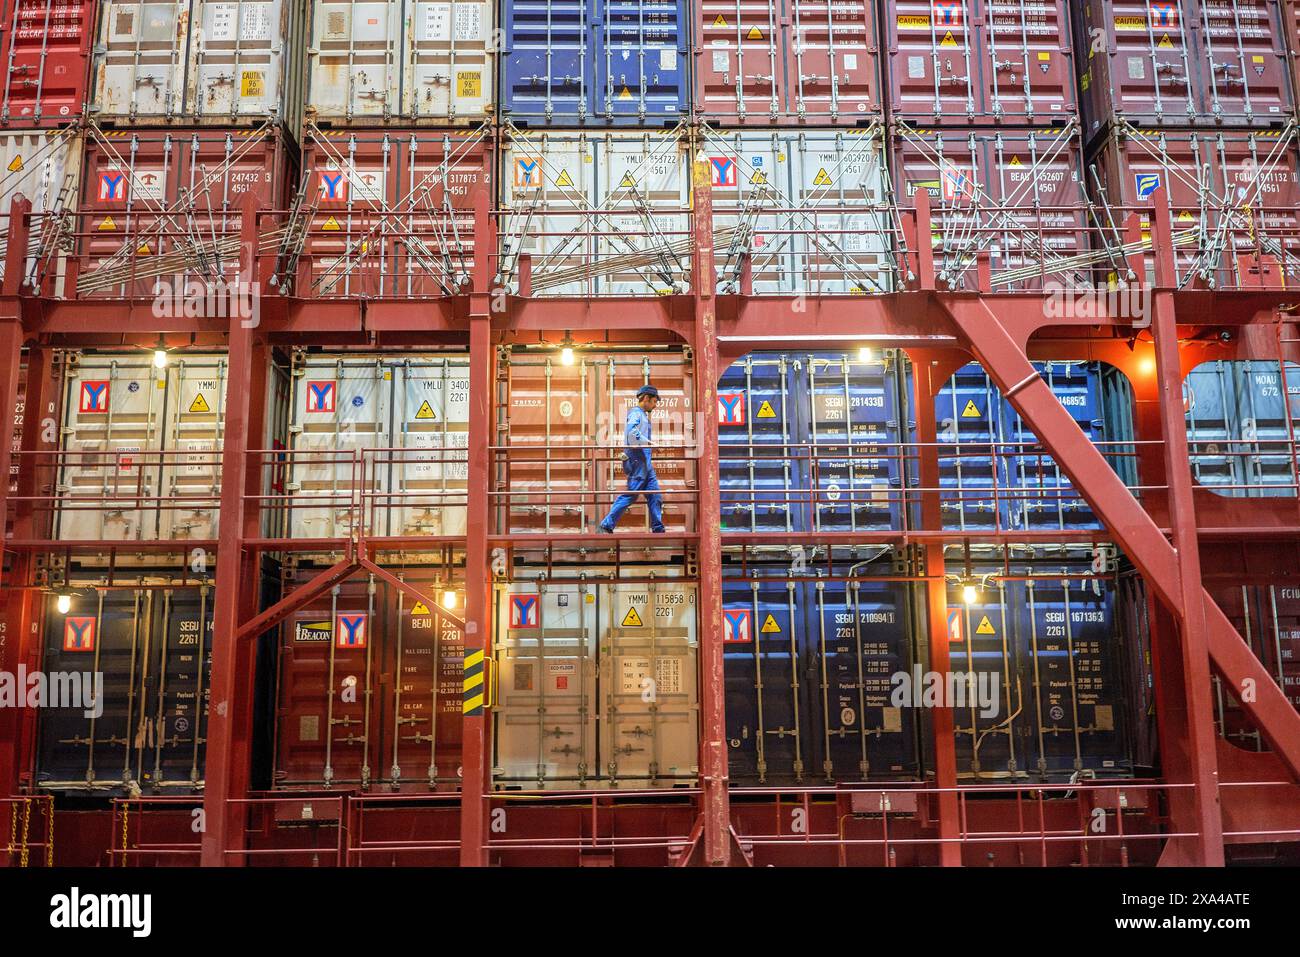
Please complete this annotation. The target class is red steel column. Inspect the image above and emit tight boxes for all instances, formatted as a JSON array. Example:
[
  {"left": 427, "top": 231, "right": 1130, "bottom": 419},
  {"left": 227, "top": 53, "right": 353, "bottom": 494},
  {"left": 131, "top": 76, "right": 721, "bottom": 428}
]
[
  {"left": 201, "top": 196, "right": 263, "bottom": 867},
  {"left": 692, "top": 159, "right": 731, "bottom": 865},
  {"left": 1148, "top": 190, "right": 1223, "bottom": 864},
  {"left": 909, "top": 352, "right": 962, "bottom": 865},
  {"left": 0, "top": 318, "right": 25, "bottom": 803},
  {"left": 459, "top": 154, "right": 495, "bottom": 867}
]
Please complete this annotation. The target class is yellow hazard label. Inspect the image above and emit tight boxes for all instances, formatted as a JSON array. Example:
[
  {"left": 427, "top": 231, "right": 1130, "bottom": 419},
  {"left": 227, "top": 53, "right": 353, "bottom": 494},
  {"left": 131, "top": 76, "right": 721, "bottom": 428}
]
[
  {"left": 1114, "top": 15, "right": 1145, "bottom": 30},
  {"left": 750, "top": 170, "right": 767, "bottom": 184},
  {"left": 621, "top": 606, "right": 643, "bottom": 627},
  {"left": 1177, "top": 210, "right": 1193, "bottom": 222},
  {"left": 415, "top": 399, "right": 438, "bottom": 420},
  {"left": 761, "top": 614, "right": 780, "bottom": 633},
  {"left": 556, "top": 168, "right": 574, "bottom": 188},
  {"left": 412, "top": 601, "right": 430, "bottom": 615},
  {"left": 1252, "top": 55, "right": 1264, "bottom": 64},
  {"left": 619, "top": 172, "right": 636, "bottom": 188},
  {"left": 322, "top": 215, "right": 341, "bottom": 231},
  {"left": 747, "top": 25, "right": 762, "bottom": 40},
  {"left": 975, "top": 615, "right": 996, "bottom": 635},
  {"left": 1158, "top": 33, "right": 1172, "bottom": 48},
  {"left": 941, "top": 30, "right": 958, "bottom": 47},
  {"left": 756, "top": 400, "right": 776, "bottom": 418},
  {"left": 896, "top": 14, "right": 930, "bottom": 27},
  {"left": 618, "top": 85, "right": 632, "bottom": 100},
  {"left": 188, "top": 392, "right": 211, "bottom": 413},
  {"left": 98, "top": 215, "right": 117, "bottom": 231},
  {"left": 585, "top": 593, "right": 595, "bottom": 604},
  {"left": 961, "top": 399, "right": 980, "bottom": 418},
  {"left": 6, "top": 155, "right": 22, "bottom": 172},
  {"left": 713, "top": 13, "right": 728, "bottom": 26},
  {"left": 1009, "top": 155, "right": 1022, "bottom": 166},
  {"left": 1037, "top": 51, "right": 1051, "bottom": 61},
  {"left": 137, "top": 242, "right": 151, "bottom": 255},
  {"left": 240, "top": 71, "right": 265, "bottom": 97},
  {"left": 813, "top": 167, "right": 832, "bottom": 186},
  {"left": 457, "top": 71, "right": 482, "bottom": 98}
]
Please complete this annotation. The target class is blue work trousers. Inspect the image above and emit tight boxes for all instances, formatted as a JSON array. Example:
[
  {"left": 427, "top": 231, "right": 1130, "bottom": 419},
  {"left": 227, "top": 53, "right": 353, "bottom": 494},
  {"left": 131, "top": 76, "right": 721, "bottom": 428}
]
[{"left": 601, "top": 450, "right": 665, "bottom": 532}]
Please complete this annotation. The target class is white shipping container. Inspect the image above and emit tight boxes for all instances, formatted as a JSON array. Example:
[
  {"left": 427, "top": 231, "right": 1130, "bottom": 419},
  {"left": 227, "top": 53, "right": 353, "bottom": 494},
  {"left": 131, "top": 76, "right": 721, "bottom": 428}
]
[
  {"left": 92, "top": 0, "right": 308, "bottom": 127},
  {"left": 698, "top": 127, "right": 897, "bottom": 295},
  {"left": 0, "top": 129, "right": 82, "bottom": 294},
  {"left": 306, "top": 0, "right": 493, "bottom": 125},
  {"left": 286, "top": 353, "right": 470, "bottom": 548},
  {"left": 495, "top": 574, "right": 699, "bottom": 789},
  {"left": 499, "top": 130, "right": 690, "bottom": 297}
]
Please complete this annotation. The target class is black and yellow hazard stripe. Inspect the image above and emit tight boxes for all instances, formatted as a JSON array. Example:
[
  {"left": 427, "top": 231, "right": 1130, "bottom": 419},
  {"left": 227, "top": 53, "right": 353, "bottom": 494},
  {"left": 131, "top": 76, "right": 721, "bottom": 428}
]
[{"left": 463, "top": 650, "right": 486, "bottom": 716}]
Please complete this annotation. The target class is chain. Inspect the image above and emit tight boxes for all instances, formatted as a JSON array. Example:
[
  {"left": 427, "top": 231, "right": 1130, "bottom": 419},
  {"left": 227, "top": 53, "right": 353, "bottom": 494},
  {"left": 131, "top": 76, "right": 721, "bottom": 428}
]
[
  {"left": 6, "top": 800, "right": 15, "bottom": 860},
  {"left": 119, "top": 801, "right": 131, "bottom": 867},
  {"left": 19, "top": 798, "right": 31, "bottom": 868},
  {"left": 42, "top": 798, "right": 53, "bottom": 867}
]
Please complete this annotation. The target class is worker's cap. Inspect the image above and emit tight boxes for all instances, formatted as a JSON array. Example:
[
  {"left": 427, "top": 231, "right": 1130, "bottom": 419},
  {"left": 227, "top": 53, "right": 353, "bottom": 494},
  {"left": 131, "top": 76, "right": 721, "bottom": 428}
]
[{"left": 636, "top": 385, "right": 660, "bottom": 399}]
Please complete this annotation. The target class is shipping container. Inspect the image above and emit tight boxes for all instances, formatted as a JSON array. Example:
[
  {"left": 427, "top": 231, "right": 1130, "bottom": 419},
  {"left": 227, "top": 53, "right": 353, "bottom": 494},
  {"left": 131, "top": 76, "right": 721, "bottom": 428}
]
[
  {"left": 306, "top": 0, "right": 493, "bottom": 125},
  {"left": 723, "top": 559, "right": 921, "bottom": 784},
  {"left": 73, "top": 125, "right": 296, "bottom": 299},
  {"left": 717, "top": 351, "right": 911, "bottom": 532},
  {"left": 502, "top": 0, "right": 689, "bottom": 126},
  {"left": 0, "top": 0, "right": 94, "bottom": 126},
  {"left": 36, "top": 583, "right": 213, "bottom": 792},
  {"left": 0, "top": 128, "right": 82, "bottom": 294},
  {"left": 884, "top": 0, "right": 1077, "bottom": 124},
  {"left": 1184, "top": 359, "right": 1300, "bottom": 497},
  {"left": 52, "top": 352, "right": 290, "bottom": 556},
  {"left": 494, "top": 571, "right": 699, "bottom": 788},
  {"left": 1212, "top": 582, "right": 1300, "bottom": 742},
  {"left": 284, "top": 352, "right": 470, "bottom": 545},
  {"left": 695, "top": 0, "right": 882, "bottom": 124},
  {"left": 946, "top": 558, "right": 1132, "bottom": 779},
  {"left": 498, "top": 128, "right": 690, "bottom": 297},
  {"left": 273, "top": 566, "right": 465, "bottom": 790},
  {"left": 1084, "top": 127, "right": 1300, "bottom": 290},
  {"left": 495, "top": 345, "right": 696, "bottom": 534},
  {"left": 297, "top": 127, "right": 489, "bottom": 298},
  {"left": 892, "top": 124, "right": 1092, "bottom": 291},
  {"left": 91, "top": 0, "right": 308, "bottom": 129},
  {"left": 1075, "top": 0, "right": 1295, "bottom": 141},
  {"left": 699, "top": 126, "right": 899, "bottom": 295}
]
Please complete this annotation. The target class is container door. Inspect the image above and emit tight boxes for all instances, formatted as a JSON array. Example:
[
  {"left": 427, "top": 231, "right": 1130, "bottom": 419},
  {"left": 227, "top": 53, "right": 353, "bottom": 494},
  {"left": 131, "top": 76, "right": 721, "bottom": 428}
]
[
  {"left": 785, "top": 0, "right": 878, "bottom": 120},
  {"left": 601, "top": 580, "right": 697, "bottom": 787},
  {"left": 192, "top": 0, "right": 284, "bottom": 120},
  {"left": 93, "top": 1, "right": 193, "bottom": 118},
  {"left": 309, "top": 1, "right": 401, "bottom": 120},
  {"left": 304, "top": 136, "right": 394, "bottom": 296},
  {"left": 405, "top": 0, "right": 492, "bottom": 122},
  {"left": 595, "top": 132, "right": 689, "bottom": 296},
  {"left": 57, "top": 358, "right": 165, "bottom": 545},
  {"left": 1229, "top": 361, "right": 1300, "bottom": 495},
  {"left": 501, "top": 0, "right": 587, "bottom": 122},
  {"left": 399, "top": 132, "right": 485, "bottom": 296},
  {"left": 391, "top": 357, "right": 471, "bottom": 538},
  {"left": 1, "top": 0, "right": 94, "bottom": 124},
  {"left": 594, "top": 0, "right": 687, "bottom": 123},
  {"left": 696, "top": 0, "right": 783, "bottom": 122},
  {"left": 887, "top": 0, "right": 980, "bottom": 122},
  {"left": 1184, "top": 359, "right": 1241, "bottom": 493},
  {"left": 160, "top": 357, "right": 226, "bottom": 541},
  {"left": 495, "top": 581, "right": 599, "bottom": 787},
  {"left": 702, "top": 129, "right": 792, "bottom": 294},
  {"left": 936, "top": 364, "right": 1009, "bottom": 530},
  {"left": 146, "top": 587, "right": 213, "bottom": 788},
  {"left": 1195, "top": 0, "right": 1293, "bottom": 125},
  {"left": 0, "top": 131, "right": 81, "bottom": 292},
  {"left": 1095, "top": 0, "right": 1196, "bottom": 124},
  {"left": 951, "top": 574, "right": 1024, "bottom": 778},
  {"left": 718, "top": 355, "right": 799, "bottom": 531},
  {"left": 978, "top": 0, "right": 1075, "bottom": 122}
]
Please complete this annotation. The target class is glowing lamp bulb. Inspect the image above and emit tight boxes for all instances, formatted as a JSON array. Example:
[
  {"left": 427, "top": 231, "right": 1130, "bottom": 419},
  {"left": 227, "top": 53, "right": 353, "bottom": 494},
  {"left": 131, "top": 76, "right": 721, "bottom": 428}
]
[
  {"left": 153, "top": 349, "right": 168, "bottom": 369},
  {"left": 962, "top": 584, "right": 978, "bottom": 605},
  {"left": 560, "top": 346, "right": 575, "bottom": 366},
  {"left": 56, "top": 593, "right": 72, "bottom": 615},
  {"left": 1138, "top": 355, "right": 1156, "bottom": 376},
  {"left": 858, "top": 346, "right": 873, "bottom": 362},
  {"left": 441, "top": 590, "right": 458, "bottom": 610}
]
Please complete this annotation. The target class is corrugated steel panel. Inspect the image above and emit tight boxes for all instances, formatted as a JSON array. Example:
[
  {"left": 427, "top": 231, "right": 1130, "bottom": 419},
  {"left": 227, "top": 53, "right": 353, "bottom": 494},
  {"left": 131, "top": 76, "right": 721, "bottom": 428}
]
[
  {"left": 0, "top": 0, "right": 94, "bottom": 126},
  {"left": 700, "top": 127, "right": 897, "bottom": 295},
  {"left": 498, "top": 129, "right": 690, "bottom": 297},
  {"left": 91, "top": 0, "right": 309, "bottom": 127},
  {"left": 501, "top": 0, "right": 688, "bottom": 126},
  {"left": 307, "top": 0, "right": 493, "bottom": 125},
  {"left": 883, "top": 0, "right": 1076, "bottom": 124},
  {"left": 723, "top": 563, "right": 920, "bottom": 784},
  {"left": 1076, "top": 0, "right": 1295, "bottom": 140},
  {"left": 37, "top": 585, "right": 213, "bottom": 792},
  {"left": 496, "top": 346, "right": 696, "bottom": 533},
  {"left": 299, "top": 127, "right": 488, "bottom": 298},
  {"left": 695, "top": 0, "right": 882, "bottom": 124},
  {"left": 0, "top": 128, "right": 81, "bottom": 293},
  {"left": 74, "top": 125, "right": 295, "bottom": 299},
  {"left": 274, "top": 569, "right": 464, "bottom": 789},
  {"left": 1184, "top": 359, "right": 1300, "bottom": 497},
  {"left": 495, "top": 574, "right": 698, "bottom": 788},
  {"left": 285, "top": 353, "right": 470, "bottom": 544},
  {"left": 892, "top": 125, "right": 1091, "bottom": 291},
  {"left": 1215, "top": 583, "right": 1300, "bottom": 724}
]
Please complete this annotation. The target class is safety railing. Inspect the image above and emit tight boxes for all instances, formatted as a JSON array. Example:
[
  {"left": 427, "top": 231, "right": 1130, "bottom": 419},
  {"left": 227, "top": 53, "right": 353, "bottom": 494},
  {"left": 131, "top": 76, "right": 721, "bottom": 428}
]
[
  {"left": 344, "top": 792, "right": 462, "bottom": 866},
  {"left": 1, "top": 795, "right": 54, "bottom": 867},
  {"left": 109, "top": 795, "right": 203, "bottom": 866}
]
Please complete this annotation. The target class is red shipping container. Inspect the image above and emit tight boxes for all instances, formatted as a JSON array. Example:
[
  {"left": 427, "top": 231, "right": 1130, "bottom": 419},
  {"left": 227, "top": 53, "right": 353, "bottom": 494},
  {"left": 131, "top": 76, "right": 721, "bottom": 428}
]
[
  {"left": 892, "top": 124, "right": 1090, "bottom": 290},
  {"left": 694, "top": 0, "right": 882, "bottom": 124},
  {"left": 298, "top": 128, "right": 490, "bottom": 298},
  {"left": 1076, "top": 0, "right": 1295, "bottom": 142},
  {"left": 73, "top": 125, "right": 295, "bottom": 299},
  {"left": 0, "top": 0, "right": 94, "bottom": 127},
  {"left": 1085, "top": 127, "right": 1300, "bottom": 288},
  {"left": 883, "top": 0, "right": 1077, "bottom": 125}
]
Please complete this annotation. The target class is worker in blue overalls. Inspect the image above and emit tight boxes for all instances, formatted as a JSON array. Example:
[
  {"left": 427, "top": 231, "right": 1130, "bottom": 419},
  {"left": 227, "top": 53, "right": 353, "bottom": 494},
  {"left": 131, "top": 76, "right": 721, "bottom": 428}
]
[{"left": 599, "top": 384, "right": 665, "bottom": 533}]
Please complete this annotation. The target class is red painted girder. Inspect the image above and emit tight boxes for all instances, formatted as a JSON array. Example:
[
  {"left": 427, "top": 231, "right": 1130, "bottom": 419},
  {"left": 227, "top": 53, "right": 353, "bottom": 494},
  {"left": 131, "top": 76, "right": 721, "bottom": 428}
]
[
  {"left": 944, "top": 297, "right": 1300, "bottom": 781},
  {"left": 357, "top": 558, "right": 466, "bottom": 632},
  {"left": 233, "top": 558, "right": 358, "bottom": 642}
]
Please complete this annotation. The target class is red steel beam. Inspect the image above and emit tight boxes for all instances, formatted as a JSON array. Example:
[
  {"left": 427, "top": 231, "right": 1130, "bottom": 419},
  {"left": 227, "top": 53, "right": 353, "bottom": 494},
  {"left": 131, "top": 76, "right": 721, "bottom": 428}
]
[
  {"left": 232, "top": 558, "right": 358, "bottom": 642},
  {"left": 357, "top": 558, "right": 466, "bottom": 632},
  {"left": 0, "top": 316, "right": 25, "bottom": 803}
]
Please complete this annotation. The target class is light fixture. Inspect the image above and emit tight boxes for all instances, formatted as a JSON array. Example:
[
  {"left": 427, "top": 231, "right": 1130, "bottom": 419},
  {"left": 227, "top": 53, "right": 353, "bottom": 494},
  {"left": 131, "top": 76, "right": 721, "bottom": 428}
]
[
  {"left": 56, "top": 592, "right": 72, "bottom": 615},
  {"left": 1138, "top": 355, "right": 1156, "bottom": 375},
  {"left": 858, "top": 346, "right": 873, "bottom": 363},
  {"left": 153, "top": 335, "right": 168, "bottom": 369},
  {"left": 560, "top": 346, "right": 575, "bottom": 367},
  {"left": 962, "top": 583, "right": 978, "bottom": 605},
  {"left": 441, "top": 590, "right": 458, "bottom": 610}
]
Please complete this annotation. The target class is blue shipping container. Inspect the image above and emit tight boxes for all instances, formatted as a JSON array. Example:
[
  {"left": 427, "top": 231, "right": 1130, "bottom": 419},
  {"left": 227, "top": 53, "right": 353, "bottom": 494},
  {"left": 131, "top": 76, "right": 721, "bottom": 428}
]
[{"left": 500, "top": 0, "right": 690, "bottom": 126}]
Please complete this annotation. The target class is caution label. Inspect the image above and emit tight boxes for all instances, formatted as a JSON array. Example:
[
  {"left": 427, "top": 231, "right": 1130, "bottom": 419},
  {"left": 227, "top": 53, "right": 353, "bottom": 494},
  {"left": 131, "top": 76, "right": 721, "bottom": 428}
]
[
  {"left": 747, "top": 25, "right": 762, "bottom": 40},
  {"left": 961, "top": 399, "right": 981, "bottom": 418},
  {"left": 412, "top": 601, "right": 430, "bottom": 616},
  {"left": 137, "top": 242, "right": 152, "bottom": 255},
  {"left": 621, "top": 606, "right": 644, "bottom": 627},
  {"left": 897, "top": 14, "right": 930, "bottom": 27},
  {"left": 975, "top": 615, "right": 996, "bottom": 635},
  {"left": 756, "top": 400, "right": 776, "bottom": 418},
  {"left": 813, "top": 167, "right": 833, "bottom": 187},
  {"left": 456, "top": 71, "right": 482, "bottom": 98},
  {"left": 760, "top": 613, "right": 780, "bottom": 633},
  {"left": 619, "top": 171, "right": 636, "bottom": 188},
  {"left": 322, "top": 215, "right": 341, "bottom": 231},
  {"left": 1114, "top": 15, "right": 1145, "bottom": 29},
  {"left": 240, "top": 70, "right": 265, "bottom": 97},
  {"left": 99, "top": 216, "right": 117, "bottom": 231},
  {"left": 1158, "top": 34, "right": 1172, "bottom": 48},
  {"left": 188, "top": 392, "right": 211, "bottom": 413},
  {"left": 6, "top": 155, "right": 22, "bottom": 172},
  {"left": 1009, "top": 155, "right": 1022, "bottom": 167},
  {"left": 556, "top": 169, "right": 574, "bottom": 188},
  {"left": 750, "top": 170, "right": 767, "bottom": 184},
  {"left": 940, "top": 30, "right": 958, "bottom": 48},
  {"left": 415, "top": 399, "right": 438, "bottom": 420},
  {"left": 462, "top": 649, "right": 486, "bottom": 715},
  {"left": 713, "top": 13, "right": 728, "bottom": 26},
  {"left": 618, "top": 85, "right": 632, "bottom": 100}
]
